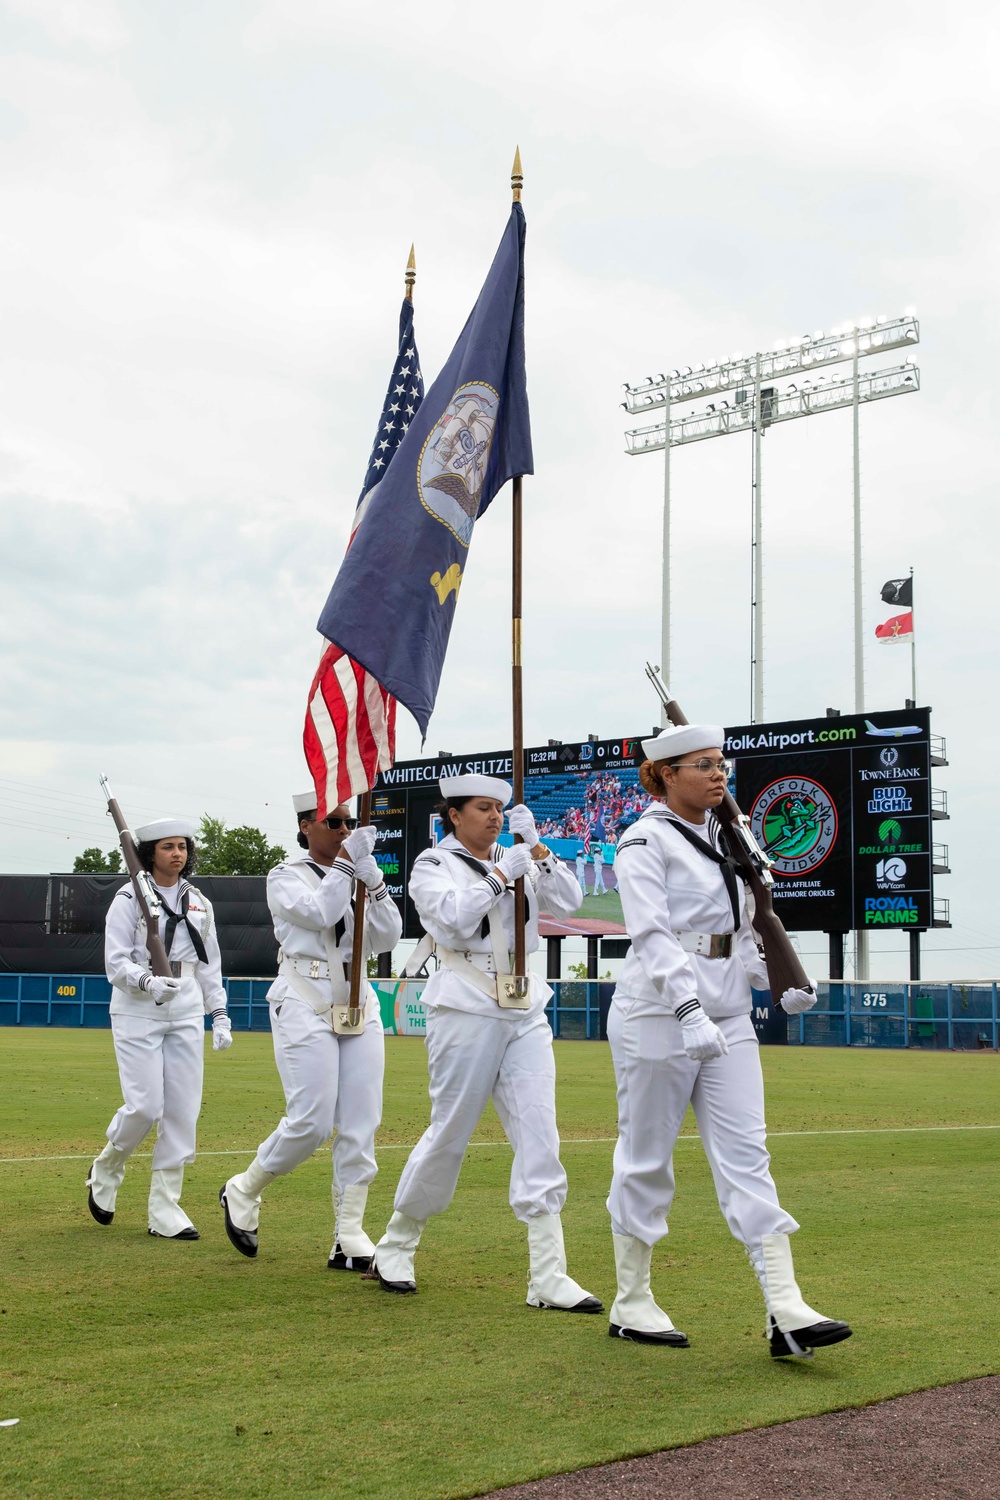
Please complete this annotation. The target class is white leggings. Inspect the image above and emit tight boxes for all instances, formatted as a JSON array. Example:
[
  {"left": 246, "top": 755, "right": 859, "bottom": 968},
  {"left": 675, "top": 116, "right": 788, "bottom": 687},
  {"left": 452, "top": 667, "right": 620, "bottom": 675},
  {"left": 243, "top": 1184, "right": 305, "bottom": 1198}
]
[
  {"left": 393, "top": 1006, "right": 568, "bottom": 1226},
  {"left": 257, "top": 990, "right": 384, "bottom": 1184},
  {"left": 606, "top": 999, "right": 799, "bottom": 1247},
  {"left": 106, "top": 1005, "right": 205, "bottom": 1170}
]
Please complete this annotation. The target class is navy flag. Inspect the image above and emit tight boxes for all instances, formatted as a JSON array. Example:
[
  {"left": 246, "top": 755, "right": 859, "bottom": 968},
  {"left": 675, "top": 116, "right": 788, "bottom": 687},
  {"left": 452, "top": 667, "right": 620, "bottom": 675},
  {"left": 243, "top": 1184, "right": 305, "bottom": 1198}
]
[{"left": 317, "top": 204, "right": 532, "bottom": 737}]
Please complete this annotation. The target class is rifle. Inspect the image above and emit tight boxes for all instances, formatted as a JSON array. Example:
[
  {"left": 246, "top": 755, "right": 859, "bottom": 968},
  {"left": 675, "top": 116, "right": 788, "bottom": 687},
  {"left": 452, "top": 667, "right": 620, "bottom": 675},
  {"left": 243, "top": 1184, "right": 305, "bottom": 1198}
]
[
  {"left": 99, "top": 775, "right": 174, "bottom": 1000},
  {"left": 643, "top": 666, "right": 812, "bottom": 1009}
]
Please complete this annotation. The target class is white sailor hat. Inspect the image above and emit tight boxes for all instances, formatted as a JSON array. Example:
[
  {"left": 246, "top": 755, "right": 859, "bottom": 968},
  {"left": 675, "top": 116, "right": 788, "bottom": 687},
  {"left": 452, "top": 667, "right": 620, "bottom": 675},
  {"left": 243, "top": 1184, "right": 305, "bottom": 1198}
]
[
  {"left": 134, "top": 817, "right": 197, "bottom": 843},
  {"left": 640, "top": 725, "right": 726, "bottom": 762},
  {"left": 292, "top": 791, "right": 318, "bottom": 815},
  {"left": 439, "top": 773, "right": 513, "bottom": 805}
]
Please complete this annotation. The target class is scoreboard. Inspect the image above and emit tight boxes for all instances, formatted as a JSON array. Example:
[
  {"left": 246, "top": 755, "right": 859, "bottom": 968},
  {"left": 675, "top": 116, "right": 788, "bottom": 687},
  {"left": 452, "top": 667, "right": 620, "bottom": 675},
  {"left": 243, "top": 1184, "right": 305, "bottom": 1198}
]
[
  {"left": 726, "top": 706, "right": 935, "bottom": 932},
  {"left": 368, "top": 709, "right": 938, "bottom": 940}
]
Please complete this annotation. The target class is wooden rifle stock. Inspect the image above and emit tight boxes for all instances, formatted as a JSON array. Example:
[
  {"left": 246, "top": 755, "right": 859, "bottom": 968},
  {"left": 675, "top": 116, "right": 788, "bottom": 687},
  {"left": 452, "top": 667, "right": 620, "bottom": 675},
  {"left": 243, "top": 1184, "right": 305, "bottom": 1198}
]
[
  {"left": 99, "top": 775, "right": 172, "bottom": 980},
  {"left": 641, "top": 673, "right": 812, "bottom": 1008}
]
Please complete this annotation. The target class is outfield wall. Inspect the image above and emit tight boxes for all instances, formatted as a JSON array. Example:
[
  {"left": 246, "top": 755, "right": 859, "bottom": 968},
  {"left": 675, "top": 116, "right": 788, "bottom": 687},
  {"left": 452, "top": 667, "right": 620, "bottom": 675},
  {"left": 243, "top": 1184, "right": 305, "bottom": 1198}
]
[{"left": 0, "top": 975, "right": 996, "bottom": 1048}]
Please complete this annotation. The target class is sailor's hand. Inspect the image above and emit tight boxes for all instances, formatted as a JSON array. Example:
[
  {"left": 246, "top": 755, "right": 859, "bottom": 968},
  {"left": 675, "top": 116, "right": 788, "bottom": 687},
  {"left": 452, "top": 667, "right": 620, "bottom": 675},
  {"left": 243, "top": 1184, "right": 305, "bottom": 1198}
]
[
  {"left": 507, "top": 804, "right": 539, "bottom": 849},
  {"left": 343, "top": 825, "right": 377, "bottom": 861},
  {"left": 145, "top": 975, "right": 181, "bottom": 1003},
  {"left": 676, "top": 1001, "right": 729, "bottom": 1061},
  {"left": 212, "top": 1014, "right": 233, "bottom": 1051},
  {"left": 352, "top": 854, "right": 384, "bottom": 890},
  {"left": 779, "top": 982, "right": 818, "bottom": 1015},
  {"left": 495, "top": 844, "right": 533, "bottom": 885}
]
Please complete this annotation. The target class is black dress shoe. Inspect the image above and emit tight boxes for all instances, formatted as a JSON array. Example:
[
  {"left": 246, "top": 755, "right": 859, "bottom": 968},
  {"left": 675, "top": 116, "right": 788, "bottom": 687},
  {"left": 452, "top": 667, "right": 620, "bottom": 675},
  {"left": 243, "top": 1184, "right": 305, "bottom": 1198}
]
[
  {"left": 219, "top": 1186, "right": 258, "bottom": 1258},
  {"left": 327, "top": 1242, "right": 373, "bottom": 1272},
  {"left": 770, "top": 1320, "right": 853, "bottom": 1358},
  {"left": 533, "top": 1295, "right": 605, "bottom": 1314},
  {"left": 87, "top": 1176, "right": 114, "bottom": 1226},
  {"left": 373, "top": 1256, "right": 416, "bottom": 1294},
  {"left": 609, "top": 1322, "right": 690, "bottom": 1347},
  {"left": 148, "top": 1227, "right": 200, "bottom": 1241}
]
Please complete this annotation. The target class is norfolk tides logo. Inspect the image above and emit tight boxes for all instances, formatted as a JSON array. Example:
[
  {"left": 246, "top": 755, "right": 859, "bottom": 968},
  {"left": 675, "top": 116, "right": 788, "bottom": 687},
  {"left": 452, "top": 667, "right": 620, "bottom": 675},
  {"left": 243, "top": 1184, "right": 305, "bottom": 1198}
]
[
  {"left": 750, "top": 776, "right": 838, "bottom": 876},
  {"left": 418, "top": 382, "right": 499, "bottom": 547}
]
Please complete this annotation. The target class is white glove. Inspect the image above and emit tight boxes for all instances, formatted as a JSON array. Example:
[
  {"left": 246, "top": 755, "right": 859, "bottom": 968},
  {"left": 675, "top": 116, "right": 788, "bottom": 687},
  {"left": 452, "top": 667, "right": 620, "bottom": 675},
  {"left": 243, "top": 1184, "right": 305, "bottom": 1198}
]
[
  {"left": 676, "top": 1001, "right": 729, "bottom": 1061},
  {"left": 507, "top": 804, "right": 539, "bottom": 848},
  {"left": 212, "top": 1014, "right": 233, "bottom": 1051},
  {"left": 494, "top": 844, "right": 533, "bottom": 884},
  {"left": 352, "top": 854, "right": 384, "bottom": 889},
  {"left": 780, "top": 981, "right": 818, "bottom": 1015},
  {"left": 343, "top": 825, "right": 377, "bottom": 860},
  {"left": 146, "top": 975, "right": 181, "bottom": 1003}
]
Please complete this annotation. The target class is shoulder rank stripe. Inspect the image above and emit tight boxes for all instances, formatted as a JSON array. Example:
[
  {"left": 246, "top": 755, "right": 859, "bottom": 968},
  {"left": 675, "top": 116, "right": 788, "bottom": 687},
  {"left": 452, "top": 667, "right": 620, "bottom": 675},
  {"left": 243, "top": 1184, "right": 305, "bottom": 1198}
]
[{"left": 616, "top": 838, "right": 648, "bottom": 850}]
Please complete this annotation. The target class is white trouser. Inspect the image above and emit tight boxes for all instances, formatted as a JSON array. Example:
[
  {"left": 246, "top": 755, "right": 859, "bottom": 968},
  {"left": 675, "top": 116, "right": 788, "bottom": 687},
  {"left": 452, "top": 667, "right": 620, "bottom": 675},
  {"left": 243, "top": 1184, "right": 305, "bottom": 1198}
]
[
  {"left": 393, "top": 1005, "right": 567, "bottom": 1226},
  {"left": 105, "top": 1008, "right": 205, "bottom": 1170},
  {"left": 606, "top": 998, "right": 799, "bottom": 1248},
  {"left": 257, "top": 991, "right": 384, "bottom": 1181},
  {"left": 577, "top": 870, "right": 587, "bottom": 897},
  {"left": 592, "top": 863, "right": 606, "bottom": 894}
]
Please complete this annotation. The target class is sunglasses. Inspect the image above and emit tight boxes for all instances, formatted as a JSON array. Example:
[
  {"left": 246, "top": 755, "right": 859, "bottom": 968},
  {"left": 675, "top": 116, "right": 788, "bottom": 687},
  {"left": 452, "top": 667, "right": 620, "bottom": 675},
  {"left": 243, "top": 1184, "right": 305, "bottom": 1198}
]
[{"left": 323, "top": 815, "right": 359, "bottom": 830}]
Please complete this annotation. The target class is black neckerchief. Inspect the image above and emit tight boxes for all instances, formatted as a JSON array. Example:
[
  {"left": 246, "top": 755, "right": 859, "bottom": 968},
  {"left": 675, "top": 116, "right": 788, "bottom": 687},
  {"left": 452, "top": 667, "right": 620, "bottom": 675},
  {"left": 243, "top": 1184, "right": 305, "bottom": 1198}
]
[
  {"left": 159, "top": 885, "right": 209, "bottom": 963},
  {"left": 305, "top": 859, "right": 354, "bottom": 945},
  {"left": 444, "top": 842, "right": 532, "bottom": 939},
  {"left": 659, "top": 813, "right": 741, "bottom": 932}
]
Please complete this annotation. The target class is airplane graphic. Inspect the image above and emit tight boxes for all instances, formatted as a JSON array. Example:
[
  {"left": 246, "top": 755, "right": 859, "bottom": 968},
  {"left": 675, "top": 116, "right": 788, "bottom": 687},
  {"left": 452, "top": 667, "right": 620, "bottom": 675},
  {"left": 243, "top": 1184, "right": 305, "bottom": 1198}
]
[{"left": 864, "top": 720, "right": 921, "bottom": 739}]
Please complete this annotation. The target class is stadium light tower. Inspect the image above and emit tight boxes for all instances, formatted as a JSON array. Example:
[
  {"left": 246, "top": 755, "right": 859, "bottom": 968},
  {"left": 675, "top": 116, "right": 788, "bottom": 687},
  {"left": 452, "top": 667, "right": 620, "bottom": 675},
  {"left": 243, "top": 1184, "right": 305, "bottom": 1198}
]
[{"left": 622, "top": 313, "right": 921, "bottom": 723}]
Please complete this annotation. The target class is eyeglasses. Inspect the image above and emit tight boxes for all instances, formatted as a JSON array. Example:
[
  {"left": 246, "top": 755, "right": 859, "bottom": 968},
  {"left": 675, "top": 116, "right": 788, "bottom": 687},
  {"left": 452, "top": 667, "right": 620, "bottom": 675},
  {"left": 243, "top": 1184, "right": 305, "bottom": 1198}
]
[
  {"left": 672, "top": 758, "right": 733, "bottom": 777},
  {"left": 323, "top": 816, "right": 358, "bottom": 830}
]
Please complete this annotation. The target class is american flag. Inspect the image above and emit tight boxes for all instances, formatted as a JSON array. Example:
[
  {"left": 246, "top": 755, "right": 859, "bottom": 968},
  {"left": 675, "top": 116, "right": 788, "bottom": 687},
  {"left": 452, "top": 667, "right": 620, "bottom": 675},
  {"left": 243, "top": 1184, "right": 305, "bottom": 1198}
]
[
  {"left": 304, "top": 296, "right": 424, "bottom": 817},
  {"left": 583, "top": 821, "right": 593, "bottom": 858}
]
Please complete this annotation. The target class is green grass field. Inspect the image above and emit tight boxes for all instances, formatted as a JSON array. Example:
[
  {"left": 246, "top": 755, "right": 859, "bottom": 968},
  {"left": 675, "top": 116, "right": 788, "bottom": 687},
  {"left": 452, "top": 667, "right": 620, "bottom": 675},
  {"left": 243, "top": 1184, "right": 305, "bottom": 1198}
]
[{"left": 2, "top": 1031, "right": 999, "bottom": 1500}]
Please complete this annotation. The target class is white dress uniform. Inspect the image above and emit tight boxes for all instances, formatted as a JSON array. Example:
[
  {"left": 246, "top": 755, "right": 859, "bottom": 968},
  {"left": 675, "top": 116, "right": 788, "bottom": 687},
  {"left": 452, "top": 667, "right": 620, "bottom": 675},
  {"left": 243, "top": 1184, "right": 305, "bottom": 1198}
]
[
  {"left": 220, "top": 805, "right": 401, "bottom": 1265},
  {"left": 606, "top": 724, "right": 851, "bottom": 1358},
  {"left": 591, "top": 842, "right": 607, "bottom": 895},
  {"left": 373, "top": 774, "right": 602, "bottom": 1315},
  {"left": 86, "top": 817, "right": 229, "bottom": 1240},
  {"left": 575, "top": 848, "right": 587, "bottom": 897}
]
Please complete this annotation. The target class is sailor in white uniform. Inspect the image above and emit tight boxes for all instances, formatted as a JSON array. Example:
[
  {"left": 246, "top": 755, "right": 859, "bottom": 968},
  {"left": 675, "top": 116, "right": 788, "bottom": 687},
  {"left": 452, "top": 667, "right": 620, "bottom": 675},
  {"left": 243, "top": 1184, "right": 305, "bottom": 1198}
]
[
  {"left": 220, "top": 792, "right": 401, "bottom": 1265},
  {"left": 575, "top": 845, "right": 587, "bottom": 898},
  {"left": 607, "top": 726, "right": 852, "bottom": 1359},
  {"left": 86, "top": 817, "right": 232, "bottom": 1240},
  {"left": 372, "top": 773, "right": 602, "bottom": 1315},
  {"left": 591, "top": 840, "right": 607, "bottom": 896}
]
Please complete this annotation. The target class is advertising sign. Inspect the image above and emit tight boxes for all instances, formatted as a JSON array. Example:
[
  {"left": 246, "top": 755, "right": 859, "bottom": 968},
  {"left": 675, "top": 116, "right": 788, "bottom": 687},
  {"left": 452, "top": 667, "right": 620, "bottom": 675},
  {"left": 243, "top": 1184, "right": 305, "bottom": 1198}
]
[
  {"left": 371, "top": 709, "right": 935, "bottom": 940},
  {"left": 725, "top": 707, "right": 934, "bottom": 932}
]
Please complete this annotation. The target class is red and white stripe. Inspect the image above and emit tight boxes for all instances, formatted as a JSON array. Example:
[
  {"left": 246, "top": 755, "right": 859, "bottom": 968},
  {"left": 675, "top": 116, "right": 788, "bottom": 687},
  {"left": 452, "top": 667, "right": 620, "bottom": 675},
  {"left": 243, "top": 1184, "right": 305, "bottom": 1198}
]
[{"left": 304, "top": 645, "right": 396, "bottom": 819}]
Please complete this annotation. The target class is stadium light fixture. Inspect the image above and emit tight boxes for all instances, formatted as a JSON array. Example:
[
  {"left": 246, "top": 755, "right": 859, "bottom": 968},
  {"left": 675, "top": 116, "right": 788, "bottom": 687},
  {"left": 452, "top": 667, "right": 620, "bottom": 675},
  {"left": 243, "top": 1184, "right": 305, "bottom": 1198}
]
[
  {"left": 622, "top": 311, "right": 921, "bottom": 720},
  {"left": 623, "top": 312, "right": 922, "bottom": 985},
  {"left": 621, "top": 313, "right": 920, "bottom": 415}
]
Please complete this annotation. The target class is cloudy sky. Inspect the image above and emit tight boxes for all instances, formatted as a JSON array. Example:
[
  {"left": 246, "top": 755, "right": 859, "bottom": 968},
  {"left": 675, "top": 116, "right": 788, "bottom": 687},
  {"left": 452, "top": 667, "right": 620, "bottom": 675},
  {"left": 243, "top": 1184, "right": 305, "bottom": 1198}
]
[{"left": 0, "top": 0, "right": 995, "bottom": 979}]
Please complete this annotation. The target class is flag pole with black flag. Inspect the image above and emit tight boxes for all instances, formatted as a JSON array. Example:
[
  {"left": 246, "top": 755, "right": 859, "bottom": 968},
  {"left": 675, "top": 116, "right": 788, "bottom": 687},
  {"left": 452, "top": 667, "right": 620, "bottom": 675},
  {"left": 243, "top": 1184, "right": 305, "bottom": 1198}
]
[{"left": 877, "top": 569, "right": 917, "bottom": 703}]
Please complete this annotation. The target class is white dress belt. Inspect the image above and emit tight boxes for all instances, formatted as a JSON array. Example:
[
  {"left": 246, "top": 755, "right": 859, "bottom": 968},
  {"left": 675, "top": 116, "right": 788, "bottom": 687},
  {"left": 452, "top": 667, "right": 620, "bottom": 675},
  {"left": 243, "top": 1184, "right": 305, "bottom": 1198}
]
[
  {"left": 279, "top": 953, "right": 348, "bottom": 981},
  {"left": 673, "top": 931, "right": 734, "bottom": 959},
  {"left": 167, "top": 960, "right": 199, "bottom": 978}
]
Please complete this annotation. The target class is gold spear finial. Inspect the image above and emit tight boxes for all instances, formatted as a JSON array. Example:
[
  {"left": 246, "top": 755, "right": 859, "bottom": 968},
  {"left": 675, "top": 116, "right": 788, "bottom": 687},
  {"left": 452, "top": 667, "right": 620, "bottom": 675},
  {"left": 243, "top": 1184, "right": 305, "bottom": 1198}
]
[
  {"left": 405, "top": 243, "right": 416, "bottom": 302},
  {"left": 511, "top": 146, "right": 523, "bottom": 202}
]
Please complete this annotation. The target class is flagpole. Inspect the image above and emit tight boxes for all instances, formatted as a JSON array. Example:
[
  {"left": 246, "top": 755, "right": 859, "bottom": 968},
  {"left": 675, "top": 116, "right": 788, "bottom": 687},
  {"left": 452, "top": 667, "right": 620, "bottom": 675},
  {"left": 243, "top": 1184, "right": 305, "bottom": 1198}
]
[
  {"left": 510, "top": 148, "right": 528, "bottom": 995},
  {"left": 345, "top": 244, "right": 417, "bottom": 1028},
  {"left": 910, "top": 565, "right": 917, "bottom": 704}
]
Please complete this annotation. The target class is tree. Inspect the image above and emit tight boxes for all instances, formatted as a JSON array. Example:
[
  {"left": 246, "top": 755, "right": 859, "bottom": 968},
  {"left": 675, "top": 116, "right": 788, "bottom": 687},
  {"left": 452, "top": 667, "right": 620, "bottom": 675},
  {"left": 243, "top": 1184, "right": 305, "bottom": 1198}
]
[
  {"left": 195, "top": 815, "right": 286, "bottom": 876},
  {"left": 72, "top": 847, "right": 123, "bottom": 873}
]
